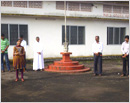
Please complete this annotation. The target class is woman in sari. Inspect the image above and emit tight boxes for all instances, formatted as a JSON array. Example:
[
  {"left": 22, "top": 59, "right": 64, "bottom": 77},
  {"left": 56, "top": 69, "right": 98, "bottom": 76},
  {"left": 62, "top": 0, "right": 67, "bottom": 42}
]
[{"left": 13, "top": 39, "right": 25, "bottom": 82}]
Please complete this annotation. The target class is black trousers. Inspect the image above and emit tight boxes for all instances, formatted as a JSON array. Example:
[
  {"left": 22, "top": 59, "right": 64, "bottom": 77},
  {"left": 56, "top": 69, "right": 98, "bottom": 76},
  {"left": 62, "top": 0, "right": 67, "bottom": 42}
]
[
  {"left": 94, "top": 53, "right": 102, "bottom": 74},
  {"left": 123, "top": 55, "right": 129, "bottom": 75},
  {"left": 24, "top": 52, "right": 27, "bottom": 69}
]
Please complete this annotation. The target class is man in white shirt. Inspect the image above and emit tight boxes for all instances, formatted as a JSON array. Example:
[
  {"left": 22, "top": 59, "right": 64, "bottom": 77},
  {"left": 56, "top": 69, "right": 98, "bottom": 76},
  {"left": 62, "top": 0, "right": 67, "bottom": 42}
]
[
  {"left": 121, "top": 35, "right": 129, "bottom": 77},
  {"left": 33, "top": 37, "right": 44, "bottom": 71},
  {"left": 92, "top": 36, "right": 103, "bottom": 76},
  {"left": 20, "top": 35, "right": 27, "bottom": 71}
]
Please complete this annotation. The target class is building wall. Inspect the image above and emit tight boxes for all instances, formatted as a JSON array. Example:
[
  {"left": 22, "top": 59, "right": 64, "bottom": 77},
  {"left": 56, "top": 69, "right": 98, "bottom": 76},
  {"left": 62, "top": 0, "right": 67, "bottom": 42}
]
[
  {"left": 1, "top": 1, "right": 129, "bottom": 20},
  {"left": 1, "top": 16, "right": 129, "bottom": 59}
]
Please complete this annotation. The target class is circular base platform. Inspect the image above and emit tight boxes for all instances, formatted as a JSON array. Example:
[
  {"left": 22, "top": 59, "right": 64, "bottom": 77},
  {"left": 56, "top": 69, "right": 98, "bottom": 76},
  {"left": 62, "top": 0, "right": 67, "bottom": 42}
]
[
  {"left": 45, "top": 52, "right": 91, "bottom": 73},
  {"left": 44, "top": 67, "right": 91, "bottom": 73}
]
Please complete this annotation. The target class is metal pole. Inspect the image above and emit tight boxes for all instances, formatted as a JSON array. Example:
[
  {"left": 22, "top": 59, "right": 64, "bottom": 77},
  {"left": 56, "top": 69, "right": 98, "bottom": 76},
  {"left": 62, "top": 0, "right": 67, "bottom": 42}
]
[
  {"left": 64, "top": 1, "right": 67, "bottom": 43},
  {"left": 63, "top": 1, "right": 68, "bottom": 52}
]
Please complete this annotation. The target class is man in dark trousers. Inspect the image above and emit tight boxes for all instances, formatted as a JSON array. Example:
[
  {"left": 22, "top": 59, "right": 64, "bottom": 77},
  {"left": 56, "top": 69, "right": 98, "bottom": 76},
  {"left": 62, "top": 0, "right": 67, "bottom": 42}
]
[
  {"left": 121, "top": 35, "right": 129, "bottom": 77},
  {"left": 1, "top": 34, "right": 10, "bottom": 72},
  {"left": 92, "top": 36, "right": 103, "bottom": 76},
  {"left": 19, "top": 35, "right": 28, "bottom": 72}
]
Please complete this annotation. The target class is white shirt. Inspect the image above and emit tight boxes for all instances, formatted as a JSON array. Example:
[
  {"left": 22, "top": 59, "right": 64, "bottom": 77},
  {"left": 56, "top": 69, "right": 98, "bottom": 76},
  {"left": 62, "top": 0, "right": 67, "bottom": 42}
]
[
  {"left": 121, "top": 41, "right": 129, "bottom": 55},
  {"left": 21, "top": 40, "right": 27, "bottom": 52},
  {"left": 33, "top": 41, "right": 43, "bottom": 53},
  {"left": 92, "top": 41, "right": 103, "bottom": 54}
]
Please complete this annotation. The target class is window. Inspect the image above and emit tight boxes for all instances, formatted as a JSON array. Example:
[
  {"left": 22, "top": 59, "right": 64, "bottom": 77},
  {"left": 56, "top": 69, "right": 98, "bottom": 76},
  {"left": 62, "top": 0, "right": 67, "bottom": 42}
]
[
  {"left": 107, "top": 27, "right": 126, "bottom": 45},
  {"left": 1, "top": 24, "right": 8, "bottom": 39},
  {"left": 103, "top": 5, "right": 112, "bottom": 13},
  {"left": 56, "top": 1, "right": 65, "bottom": 10},
  {"left": 123, "top": 6, "right": 129, "bottom": 14},
  {"left": 62, "top": 25, "right": 85, "bottom": 45},
  {"left": 1, "top": 1, "right": 12, "bottom": 7},
  {"left": 10, "top": 24, "right": 18, "bottom": 45},
  {"left": 68, "top": 2, "right": 79, "bottom": 11},
  {"left": 56, "top": 1, "right": 92, "bottom": 12},
  {"left": 103, "top": 5, "right": 129, "bottom": 14},
  {"left": 1, "top": 24, "right": 28, "bottom": 45},
  {"left": 1, "top": 1, "right": 43, "bottom": 8},
  {"left": 19, "top": 25, "right": 28, "bottom": 44},
  {"left": 14, "top": 1, "right": 27, "bottom": 8},
  {"left": 29, "top": 1, "right": 42, "bottom": 8},
  {"left": 113, "top": 6, "right": 121, "bottom": 14},
  {"left": 81, "top": 3, "right": 92, "bottom": 12}
]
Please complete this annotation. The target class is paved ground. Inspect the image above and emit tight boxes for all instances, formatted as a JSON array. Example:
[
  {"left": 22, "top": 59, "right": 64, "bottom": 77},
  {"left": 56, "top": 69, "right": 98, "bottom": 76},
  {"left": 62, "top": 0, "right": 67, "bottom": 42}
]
[{"left": 1, "top": 59, "right": 129, "bottom": 102}]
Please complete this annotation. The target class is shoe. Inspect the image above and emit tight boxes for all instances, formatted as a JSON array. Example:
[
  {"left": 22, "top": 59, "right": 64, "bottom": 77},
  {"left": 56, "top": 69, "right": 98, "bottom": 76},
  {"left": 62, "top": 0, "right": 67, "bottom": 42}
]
[
  {"left": 2, "top": 70, "right": 5, "bottom": 73},
  {"left": 99, "top": 74, "right": 102, "bottom": 76},
  {"left": 41, "top": 69, "right": 44, "bottom": 71},
  {"left": 25, "top": 68, "right": 28, "bottom": 72},
  {"left": 15, "top": 78, "right": 19, "bottom": 82},
  {"left": 121, "top": 74, "right": 125, "bottom": 77},
  {"left": 93, "top": 74, "right": 97, "bottom": 76},
  {"left": 21, "top": 79, "right": 24, "bottom": 82},
  {"left": 26, "top": 70, "right": 28, "bottom": 72},
  {"left": 8, "top": 70, "right": 11, "bottom": 72}
]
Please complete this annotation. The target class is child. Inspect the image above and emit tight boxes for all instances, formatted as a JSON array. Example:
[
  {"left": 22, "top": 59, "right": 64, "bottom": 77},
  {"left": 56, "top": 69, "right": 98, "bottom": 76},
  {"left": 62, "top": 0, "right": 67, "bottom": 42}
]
[{"left": 13, "top": 39, "right": 25, "bottom": 82}]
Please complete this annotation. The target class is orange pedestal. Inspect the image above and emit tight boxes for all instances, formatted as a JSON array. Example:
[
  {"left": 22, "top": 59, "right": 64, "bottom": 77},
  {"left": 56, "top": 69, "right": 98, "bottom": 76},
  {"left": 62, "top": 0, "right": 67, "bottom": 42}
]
[{"left": 44, "top": 52, "right": 90, "bottom": 73}]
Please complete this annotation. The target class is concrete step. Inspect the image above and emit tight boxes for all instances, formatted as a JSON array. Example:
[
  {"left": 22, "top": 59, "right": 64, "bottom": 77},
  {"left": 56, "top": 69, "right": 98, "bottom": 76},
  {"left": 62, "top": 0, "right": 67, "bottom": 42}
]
[
  {"left": 54, "top": 61, "right": 79, "bottom": 66},
  {"left": 48, "top": 64, "right": 84, "bottom": 70}
]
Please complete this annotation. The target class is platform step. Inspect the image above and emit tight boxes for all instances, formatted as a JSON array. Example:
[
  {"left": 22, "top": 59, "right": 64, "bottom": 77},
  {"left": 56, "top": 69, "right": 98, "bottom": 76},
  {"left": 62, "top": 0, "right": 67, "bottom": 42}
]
[
  {"left": 44, "top": 67, "right": 91, "bottom": 73},
  {"left": 54, "top": 61, "right": 79, "bottom": 66},
  {"left": 48, "top": 64, "right": 84, "bottom": 70}
]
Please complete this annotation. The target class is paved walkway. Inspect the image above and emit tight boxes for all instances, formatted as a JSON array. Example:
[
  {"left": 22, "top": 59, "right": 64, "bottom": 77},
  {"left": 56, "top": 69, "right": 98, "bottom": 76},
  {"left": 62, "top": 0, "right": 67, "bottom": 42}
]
[{"left": 1, "top": 59, "right": 129, "bottom": 102}]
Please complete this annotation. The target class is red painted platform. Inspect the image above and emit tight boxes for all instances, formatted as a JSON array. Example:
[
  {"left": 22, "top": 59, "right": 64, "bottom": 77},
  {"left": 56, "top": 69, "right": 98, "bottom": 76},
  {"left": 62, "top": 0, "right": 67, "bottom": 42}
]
[{"left": 44, "top": 52, "right": 91, "bottom": 73}]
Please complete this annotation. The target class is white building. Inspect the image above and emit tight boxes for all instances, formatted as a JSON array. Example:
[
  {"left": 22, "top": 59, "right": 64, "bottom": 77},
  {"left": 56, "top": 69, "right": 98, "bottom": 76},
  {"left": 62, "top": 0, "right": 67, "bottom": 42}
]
[{"left": 1, "top": 1, "right": 129, "bottom": 59}]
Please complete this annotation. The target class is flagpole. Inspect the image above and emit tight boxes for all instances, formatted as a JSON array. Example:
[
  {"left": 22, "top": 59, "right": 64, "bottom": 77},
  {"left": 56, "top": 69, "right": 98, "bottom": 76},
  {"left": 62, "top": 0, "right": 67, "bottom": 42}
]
[
  {"left": 64, "top": 1, "right": 67, "bottom": 43},
  {"left": 63, "top": 1, "right": 68, "bottom": 52}
]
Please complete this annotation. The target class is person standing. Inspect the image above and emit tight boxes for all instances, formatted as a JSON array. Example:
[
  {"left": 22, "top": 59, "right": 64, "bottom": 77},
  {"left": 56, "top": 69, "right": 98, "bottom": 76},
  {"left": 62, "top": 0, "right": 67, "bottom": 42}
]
[
  {"left": 121, "top": 35, "right": 129, "bottom": 77},
  {"left": 1, "top": 34, "right": 10, "bottom": 72},
  {"left": 33, "top": 37, "right": 44, "bottom": 71},
  {"left": 13, "top": 39, "right": 25, "bottom": 82},
  {"left": 20, "top": 35, "right": 27, "bottom": 72},
  {"left": 92, "top": 36, "right": 103, "bottom": 76}
]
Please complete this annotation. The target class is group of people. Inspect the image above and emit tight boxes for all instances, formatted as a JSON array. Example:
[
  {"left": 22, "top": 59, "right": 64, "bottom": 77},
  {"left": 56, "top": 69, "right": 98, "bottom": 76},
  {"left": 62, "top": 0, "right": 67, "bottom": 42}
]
[
  {"left": 1, "top": 34, "right": 44, "bottom": 82},
  {"left": 92, "top": 35, "right": 129, "bottom": 77},
  {"left": 1, "top": 33, "right": 129, "bottom": 82}
]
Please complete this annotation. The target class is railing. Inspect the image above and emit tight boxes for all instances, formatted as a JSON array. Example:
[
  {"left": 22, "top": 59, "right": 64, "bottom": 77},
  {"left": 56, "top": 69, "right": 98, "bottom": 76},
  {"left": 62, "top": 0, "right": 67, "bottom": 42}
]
[
  {"left": 1, "top": 1, "right": 42, "bottom": 8},
  {"left": 56, "top": 1, "right": 92, "bottom": 12},
  {"left": 103, "top": 5, "right": 129, "bottom": 18}
]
